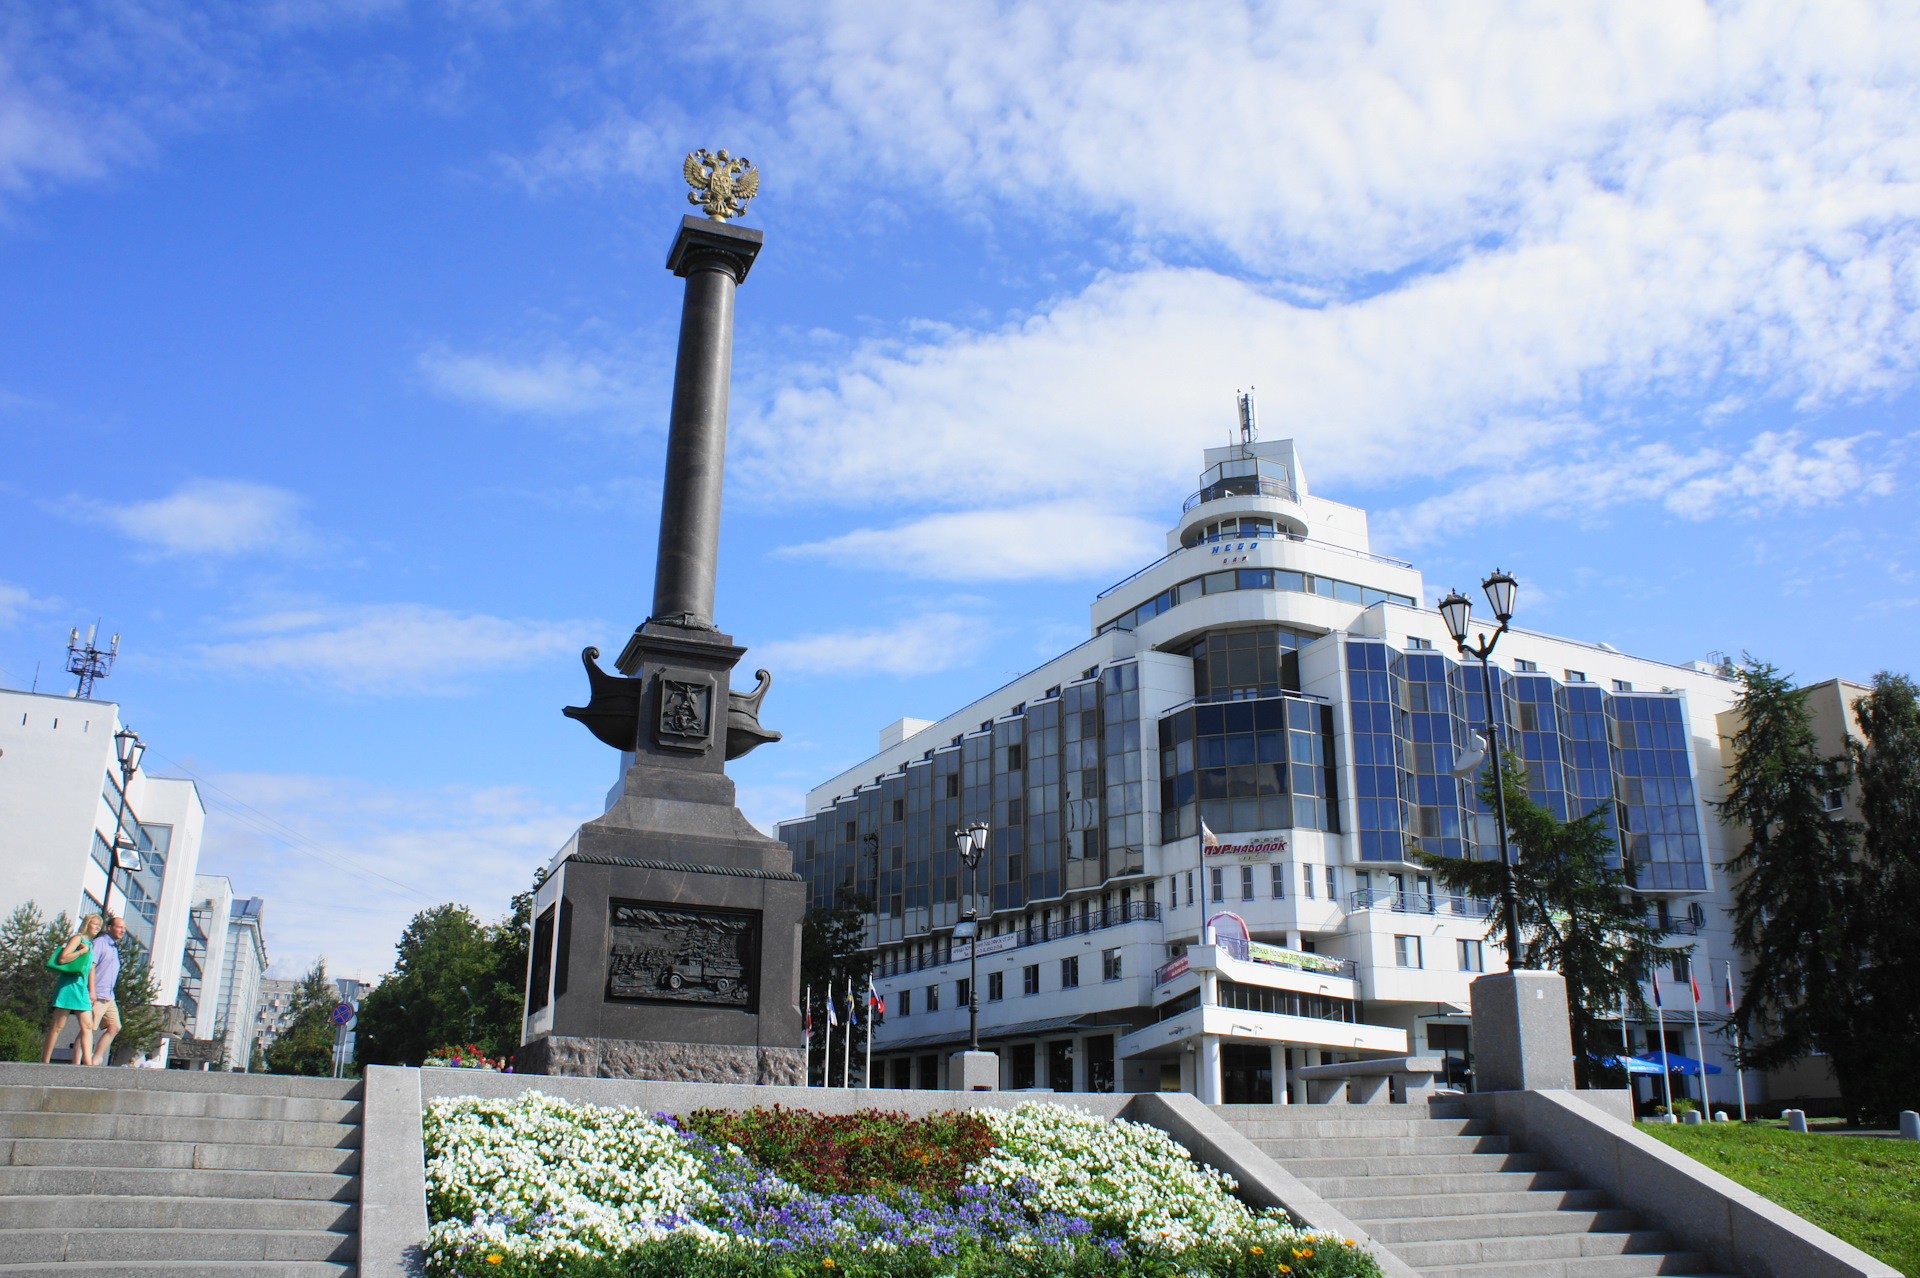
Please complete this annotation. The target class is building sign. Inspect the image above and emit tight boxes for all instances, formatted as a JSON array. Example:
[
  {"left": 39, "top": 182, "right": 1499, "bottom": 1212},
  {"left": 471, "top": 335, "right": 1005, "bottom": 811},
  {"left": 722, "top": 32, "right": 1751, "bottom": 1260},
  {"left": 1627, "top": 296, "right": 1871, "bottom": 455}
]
[
  {"left": 1244, "top": 940, "right": 1345, "bottom": 975},
  {"left": 950, "top": 932, "right": 1019, "bottom": 963},
  {"left": 1202, "top": 836, "right": 1288, "bottom": 861}
]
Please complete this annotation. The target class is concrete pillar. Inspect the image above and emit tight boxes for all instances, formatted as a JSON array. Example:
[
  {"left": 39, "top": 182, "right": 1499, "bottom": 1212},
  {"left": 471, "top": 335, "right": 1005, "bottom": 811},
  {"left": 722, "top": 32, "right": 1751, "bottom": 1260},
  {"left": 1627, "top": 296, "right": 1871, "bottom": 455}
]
[
  {"left": 1275, "top": 1044, "right": 1290, "bottom": 1104},
  {"left": 1198, "top": 1034, "right": 1223, "bottom": 1105},
  {"left": 1899, "top": 1111, "right": 1918, "bottom": 1140},
  {"left": 1469, "top": 969, "right": 1574, "bottom": 1092},
  {"left": 949, "top": 1050, "right": 998, "bottom": 1091},
  {"left": 1785, "top": 1109, "right": 1807, "bottom": 1133}
]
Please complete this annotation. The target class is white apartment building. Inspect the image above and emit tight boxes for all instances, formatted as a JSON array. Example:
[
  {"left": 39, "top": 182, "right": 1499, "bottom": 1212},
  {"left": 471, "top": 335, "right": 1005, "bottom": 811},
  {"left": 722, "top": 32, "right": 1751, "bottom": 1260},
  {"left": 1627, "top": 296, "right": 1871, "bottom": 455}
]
[
  {"left": 779, "top": 435, "right": 1759, "bottom": 1108},
  {"left": 177, "top": 876, "right": 270, "bottom": 1070},
  {"left": 0, "top": 686, "right": 205, "bottom": 1009}
]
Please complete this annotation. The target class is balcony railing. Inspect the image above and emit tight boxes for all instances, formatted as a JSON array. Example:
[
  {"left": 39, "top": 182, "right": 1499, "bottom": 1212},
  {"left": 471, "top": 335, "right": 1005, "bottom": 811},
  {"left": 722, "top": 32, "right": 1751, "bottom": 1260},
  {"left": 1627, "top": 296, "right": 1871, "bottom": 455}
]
[
  {"left": 1348, "top": 889, "right": 1495, "bottom": 918},
  {"left": 1183, "top": 476, "right": 1298, "bottom": 511},
  {"left": 870, "top": 901, "right": 1161, "bottom": 980}
]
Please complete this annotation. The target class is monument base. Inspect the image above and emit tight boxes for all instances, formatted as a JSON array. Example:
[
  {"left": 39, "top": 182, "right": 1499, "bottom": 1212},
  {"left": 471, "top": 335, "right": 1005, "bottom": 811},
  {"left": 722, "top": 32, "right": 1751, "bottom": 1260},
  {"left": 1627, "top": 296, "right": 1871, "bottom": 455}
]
[
  {"left": 517, "top": 1034, "right": 805, "bottom": 1085},
  {"left": 1469, "top": 968, "right": 1576, "bottom": 1092},
  {"left": 949, "top": 1050, "right": 999, "bottom": 1091}
]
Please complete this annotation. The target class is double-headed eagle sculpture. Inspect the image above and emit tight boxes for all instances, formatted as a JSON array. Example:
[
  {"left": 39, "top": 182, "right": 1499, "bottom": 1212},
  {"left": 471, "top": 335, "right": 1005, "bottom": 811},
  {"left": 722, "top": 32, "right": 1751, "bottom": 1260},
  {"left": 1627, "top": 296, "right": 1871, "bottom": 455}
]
[{"left": 684, "top": 149, "right": 759, "bottom": 221}]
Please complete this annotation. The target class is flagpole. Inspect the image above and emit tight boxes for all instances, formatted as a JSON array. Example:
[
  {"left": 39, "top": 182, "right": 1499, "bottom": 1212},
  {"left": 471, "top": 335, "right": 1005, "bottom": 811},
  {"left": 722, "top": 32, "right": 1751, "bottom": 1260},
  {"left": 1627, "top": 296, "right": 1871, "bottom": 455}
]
[
  {"left": 1687, "top": 946, "right": 1708, "bottom": 1112},
  {"left": 1620, "top": 993, "right": 1636, "bottom": 1111},
  {"left": 864, "top": 976, "right": 874, "bottom": 1089},
  {"left": 842, "top": 977, "right": 853, "bottom": 1089},
  {"left": 1653, "top": 977, "right": 1674, "bottom": 1116},
  {"left": 1725, "top": 959, "right": 1748, "bottom": 1123},
  {"left": 801, "top": 984, "right": 810, "bottom": 1087}
]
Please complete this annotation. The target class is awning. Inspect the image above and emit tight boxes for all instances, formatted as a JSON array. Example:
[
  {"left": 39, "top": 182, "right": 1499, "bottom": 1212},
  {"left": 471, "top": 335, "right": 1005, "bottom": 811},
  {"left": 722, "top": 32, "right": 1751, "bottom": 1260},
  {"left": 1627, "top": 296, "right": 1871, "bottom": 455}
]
[
  {"left": 1632, "top": 1050, "right": 1723, "bottom": 1075},
  {"left": 1600, "top": 1054, "right": 1666, "bottom": 1075},
  {"left": 869, "top": 1013, "right": 1136, "bottom": 1054}
]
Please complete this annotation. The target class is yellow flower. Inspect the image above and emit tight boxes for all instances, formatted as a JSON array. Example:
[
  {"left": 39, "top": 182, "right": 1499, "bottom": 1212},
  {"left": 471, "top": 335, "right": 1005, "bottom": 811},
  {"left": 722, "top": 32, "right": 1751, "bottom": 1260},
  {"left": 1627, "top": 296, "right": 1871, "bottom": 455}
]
[
  {"left": 1277, "top": 1266, "right": 1291, "bottom": 1275},
  {"left": 1293, "top": 1247, "right": 1314, "bottom": 1258},
  {"left": 1250, "top": 1246, "right": 1265, "bottom": 1255},
  {"left": 822, "top": 1261, "right": 836, "bottom": 1270},
  {"left": 486, "top": 1257, "right": 502, "bottom": 1266}
]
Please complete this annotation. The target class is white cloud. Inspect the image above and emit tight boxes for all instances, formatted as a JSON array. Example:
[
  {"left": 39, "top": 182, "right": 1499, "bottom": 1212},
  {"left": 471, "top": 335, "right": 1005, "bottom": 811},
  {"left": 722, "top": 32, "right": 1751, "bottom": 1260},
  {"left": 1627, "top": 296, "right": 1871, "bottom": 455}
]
[
  {"left": 512, "top": 1, "right": 1920, "bottom": 539},
  {"left": 183, "top": 768, "right": 586, "bottom": 983},
  {"left": 418, "top": 347, "right": 645, "bottom": 415},
  {"left": 194, "top": 604, "right": 595, "bottom": 694},
  {"left": 755, "top": 612, "right": 986, "bottom": 676},
  {"left": 780, "top": 501, "right": 1163, "bottom": 581},
  {"left": 78, "top": 479, "right": 316, "bottom": 558},
  {"left": 0, "top": 580, "right": 56, "bottom": 628},
  {"left": 1381, "top": 431, "right": 1900, "bottom": 545}
]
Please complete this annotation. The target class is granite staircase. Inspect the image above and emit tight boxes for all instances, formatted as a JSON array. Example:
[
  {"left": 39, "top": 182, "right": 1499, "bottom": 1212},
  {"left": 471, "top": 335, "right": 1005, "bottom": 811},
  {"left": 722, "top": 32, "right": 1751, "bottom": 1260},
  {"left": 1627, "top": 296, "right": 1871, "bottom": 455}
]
[
  {"left": 1218, "top": 1100, "right": 1740, "bottom": 1278},
  {"left": 0, "top": 1063, "right": 360, "bottom": 1277}
]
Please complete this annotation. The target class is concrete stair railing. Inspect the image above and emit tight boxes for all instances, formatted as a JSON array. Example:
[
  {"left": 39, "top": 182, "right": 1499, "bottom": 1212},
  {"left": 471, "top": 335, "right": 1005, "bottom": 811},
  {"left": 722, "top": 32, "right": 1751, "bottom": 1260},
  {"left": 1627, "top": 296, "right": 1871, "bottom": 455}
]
[
  {"left": 0, "top": 1062, "right": 361, "bottom": 1278},
  {"left": 1216, "top": 1100, "right": 1736, "bottom": 1278}
]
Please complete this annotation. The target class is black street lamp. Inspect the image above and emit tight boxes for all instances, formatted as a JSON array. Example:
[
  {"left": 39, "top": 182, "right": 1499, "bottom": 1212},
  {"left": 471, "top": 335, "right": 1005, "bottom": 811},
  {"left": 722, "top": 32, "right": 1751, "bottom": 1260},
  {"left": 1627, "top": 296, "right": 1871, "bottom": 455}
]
[
  {"left": 104, "top": 726, "right": 146, "bottom": 921},
  {"left": 953, "top": 821, "right": 991, "bottom": 1052},
  {"left": 1438, "top": 570, "right": 1524, "bottom": 971}
]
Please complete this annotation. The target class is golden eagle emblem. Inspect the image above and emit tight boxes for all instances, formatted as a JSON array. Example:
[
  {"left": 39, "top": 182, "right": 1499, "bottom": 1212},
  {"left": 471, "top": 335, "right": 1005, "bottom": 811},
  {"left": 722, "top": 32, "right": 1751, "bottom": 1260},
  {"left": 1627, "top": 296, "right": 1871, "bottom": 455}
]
[{"left": 683, "top": 148, "right": 759, "bottom": 221}]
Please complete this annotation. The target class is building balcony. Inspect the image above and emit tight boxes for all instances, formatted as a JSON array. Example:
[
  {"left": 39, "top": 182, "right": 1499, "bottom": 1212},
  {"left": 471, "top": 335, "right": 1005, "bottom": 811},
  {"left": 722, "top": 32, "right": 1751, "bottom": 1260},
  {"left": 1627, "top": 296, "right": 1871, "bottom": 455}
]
[
  {"left": 1347, "top": 889, "right": 1494, "bottom": 918},
  {"left": 1183, "top": 475, "right": 1298, "bottom": 512},
  {"left": 869, "top": 901, "right": 1161, "bottom": 980}
]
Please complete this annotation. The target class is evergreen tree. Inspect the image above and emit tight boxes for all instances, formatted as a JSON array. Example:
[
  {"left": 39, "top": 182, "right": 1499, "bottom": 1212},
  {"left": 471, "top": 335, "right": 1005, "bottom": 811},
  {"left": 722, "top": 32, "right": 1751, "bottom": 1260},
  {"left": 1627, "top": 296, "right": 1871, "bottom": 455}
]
[
  {"left": 1845, "top": 671, "right": 1920, "bottom": 1123},
  {"left": 0, "top": 903, "right": 73, "bottom": 1023},
  {"left": 108, "top": 932, "right": 165, "bottom": 1061},
  {"left": 264, "top": 959, "right": 339, "bottom": 1076},
  {"left": 800, "top": 890, "right": 877, "bottom": 1085},
  {"left": 1418, "top": 753, "right": 1683, "bottom": 1087},
  {"left": 1715, "top": 659, "right": 1867, "bottom": 1118}
]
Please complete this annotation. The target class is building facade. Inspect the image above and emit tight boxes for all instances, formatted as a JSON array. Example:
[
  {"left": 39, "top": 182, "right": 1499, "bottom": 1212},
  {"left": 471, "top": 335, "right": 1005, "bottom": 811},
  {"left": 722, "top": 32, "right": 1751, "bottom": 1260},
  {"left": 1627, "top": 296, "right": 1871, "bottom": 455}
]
[
  {"left": 779, "top": 436, "right": 1761, "bottom": 1107},
  {"left": 175, "top": 877, "right": 270, "bottom": 1070},
  {"left": 0, "top": 686, "right": 205, "bottom": 1036}
]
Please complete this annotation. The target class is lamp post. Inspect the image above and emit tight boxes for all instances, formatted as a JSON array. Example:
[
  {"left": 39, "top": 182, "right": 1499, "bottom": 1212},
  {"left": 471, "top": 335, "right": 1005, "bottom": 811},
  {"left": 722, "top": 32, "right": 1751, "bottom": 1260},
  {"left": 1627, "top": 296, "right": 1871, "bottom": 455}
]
[
  {"left": 953, "top": 820, "right": 991, "bottom": 1052},
  {"left": 103, "top": 726, "right": 146, "bottom": 921},
  {"left": 1438, "top": 570, "right": 1524, "bottom": 971}
]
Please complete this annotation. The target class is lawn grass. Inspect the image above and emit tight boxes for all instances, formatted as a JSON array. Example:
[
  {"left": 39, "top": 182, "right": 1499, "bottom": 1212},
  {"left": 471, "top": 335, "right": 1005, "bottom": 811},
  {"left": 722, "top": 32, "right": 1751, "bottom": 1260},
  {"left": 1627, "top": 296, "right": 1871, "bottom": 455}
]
[{"left": 1639, "top": 1120, "right": 1920, "bottom": 1276}]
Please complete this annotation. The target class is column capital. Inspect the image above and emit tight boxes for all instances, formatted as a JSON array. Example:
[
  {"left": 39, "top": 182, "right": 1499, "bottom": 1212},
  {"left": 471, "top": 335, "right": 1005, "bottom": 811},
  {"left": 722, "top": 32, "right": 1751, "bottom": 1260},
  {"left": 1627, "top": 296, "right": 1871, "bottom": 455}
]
[{"left": 667, "top": 215, "right": 764, "bottom": 283}]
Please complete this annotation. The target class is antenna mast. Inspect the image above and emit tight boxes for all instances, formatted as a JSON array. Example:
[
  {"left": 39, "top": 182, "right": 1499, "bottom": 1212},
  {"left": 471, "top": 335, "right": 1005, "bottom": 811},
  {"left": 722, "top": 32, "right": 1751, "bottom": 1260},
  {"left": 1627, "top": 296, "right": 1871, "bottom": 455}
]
[
  {"left": 1236, "top": 388, "right": 1258, "bottom": 448},
  {"left": 66, "top": 622, "right": 119, "bottom": 699}
]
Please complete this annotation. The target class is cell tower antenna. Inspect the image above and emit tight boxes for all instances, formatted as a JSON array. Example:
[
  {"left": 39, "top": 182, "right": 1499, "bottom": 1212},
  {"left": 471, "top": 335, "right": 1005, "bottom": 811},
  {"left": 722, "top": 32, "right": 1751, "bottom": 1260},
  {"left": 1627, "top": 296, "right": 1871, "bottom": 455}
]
[
  {"left": 1236, "top": 387, "right": 1258, "bottom": 447},
  {"left": 67, "top": 621, "right": 120, "bottom": 699}
]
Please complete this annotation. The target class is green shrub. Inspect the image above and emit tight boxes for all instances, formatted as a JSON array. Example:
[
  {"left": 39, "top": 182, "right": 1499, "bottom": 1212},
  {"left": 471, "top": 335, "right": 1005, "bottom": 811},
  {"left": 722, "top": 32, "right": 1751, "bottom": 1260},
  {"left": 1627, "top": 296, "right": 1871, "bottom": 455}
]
[
  {"left": 0, "top": 1010, "right": 41, "bottom": 1062},
  {"left": 684, "top": 1105, "right": 997, "bottom": 1200}
]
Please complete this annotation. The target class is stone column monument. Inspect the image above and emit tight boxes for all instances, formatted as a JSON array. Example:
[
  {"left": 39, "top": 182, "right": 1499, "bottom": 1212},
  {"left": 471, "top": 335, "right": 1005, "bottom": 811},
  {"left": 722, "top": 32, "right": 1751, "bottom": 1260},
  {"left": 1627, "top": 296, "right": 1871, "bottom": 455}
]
[{"left": 515, "top": 150, "right": 805, "bottom": 1084}]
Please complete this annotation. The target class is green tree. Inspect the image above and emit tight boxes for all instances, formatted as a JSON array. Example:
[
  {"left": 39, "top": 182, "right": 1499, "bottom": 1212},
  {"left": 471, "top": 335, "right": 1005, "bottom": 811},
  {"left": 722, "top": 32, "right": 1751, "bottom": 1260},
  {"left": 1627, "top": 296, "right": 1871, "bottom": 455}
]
[
  {"left": 1417, "top": 752, "right": 1684, "bottom": 1087},
  {"left": 355, "top": 897, "right": 527, "bottom": 1068},
  {"left": 1715, "top": 659, "right": 1867, "bottom": 1119},
  {"left": 0, "top": 903, "right": 73, "bottom": 1024},
  {"left": 107, "top": 932, "right": 165, "bottom": 1061},
  {"left": 800, "top": 890, "right": 877, "bottom": 1086},
  {"left": 264, "top": 959, "right": 338, "bottom": 1076},
  {"left": 1844, "top": 671, "right": 1920, "bottom": 1123}
]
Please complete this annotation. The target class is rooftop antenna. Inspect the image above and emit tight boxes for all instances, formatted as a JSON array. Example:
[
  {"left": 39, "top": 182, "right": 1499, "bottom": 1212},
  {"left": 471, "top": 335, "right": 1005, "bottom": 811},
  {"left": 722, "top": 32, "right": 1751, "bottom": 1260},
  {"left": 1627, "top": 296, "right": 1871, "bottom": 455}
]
[
  {"left": 1236, "top": 387, "right": 1258, "bottom": 449},
  {"left": 67, "top": 621, "right": 119, "bottom": 699}
]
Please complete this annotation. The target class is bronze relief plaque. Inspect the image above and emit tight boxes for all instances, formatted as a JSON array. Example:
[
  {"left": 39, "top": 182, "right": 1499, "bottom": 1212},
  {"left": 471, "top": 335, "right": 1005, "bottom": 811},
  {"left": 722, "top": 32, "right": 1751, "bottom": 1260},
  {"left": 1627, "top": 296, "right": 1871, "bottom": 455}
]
[
  {"left": 655, "top": 674, "right": 714, "bottom": 751},
  {"left": 606, "top": 899, "right": 759, "bottom": 1012}
]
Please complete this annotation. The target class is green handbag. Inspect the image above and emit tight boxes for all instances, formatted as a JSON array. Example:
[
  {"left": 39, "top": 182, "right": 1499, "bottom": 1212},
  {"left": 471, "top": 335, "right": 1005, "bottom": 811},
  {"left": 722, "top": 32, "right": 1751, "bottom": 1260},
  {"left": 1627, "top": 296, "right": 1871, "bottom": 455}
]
[{"left": 46, "top": 943, "right": 91, "bottom": 974}]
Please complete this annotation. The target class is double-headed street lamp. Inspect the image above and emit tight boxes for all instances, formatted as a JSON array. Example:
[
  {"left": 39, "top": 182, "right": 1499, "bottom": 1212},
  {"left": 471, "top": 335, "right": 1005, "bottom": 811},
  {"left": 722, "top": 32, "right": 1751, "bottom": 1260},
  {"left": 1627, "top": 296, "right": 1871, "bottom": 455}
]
[
  {"left": 952, "top": 821, "right": 991, "bottom": 1052},
  {"left": 103, "top": 726, "right": 146, "bottom": 921},
  {"left": 1437, "top": 570, "right": 1524, "bottom": 971}
]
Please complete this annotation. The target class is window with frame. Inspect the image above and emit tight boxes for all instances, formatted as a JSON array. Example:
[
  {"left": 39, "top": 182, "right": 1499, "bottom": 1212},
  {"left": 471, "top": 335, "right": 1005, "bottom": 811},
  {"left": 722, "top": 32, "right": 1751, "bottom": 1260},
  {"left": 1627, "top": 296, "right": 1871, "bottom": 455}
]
[
  {"left": 988, "top": 970, "right": 1004, "bottom": 1001},
  {"left": 1022, "top": 964, "right": 1040, "bottom": 995},
  {"left": 898, "top": 989, "right": 912, "bottom": 1016},
  {"left": 1061, "top": 956, "right": 1080, "bottom": 988},
  {"left": 1394, "top": 935, "right": 1423, "bottom": 968},
  {"left": 1185, "top": 871, "right": 1194, "bottom": 905},
  {"left": 925, "top": 984, "right": 939, "bottom": 1011},
  {"left": 1303, "top": 864, "right": 1315, "bottom": 898},
  {"left": 1240, "top": 865, "right": 1254, "bottom": 900},
  {"left": 1102, "top": 948, "right": 1122, "bottom": 981},
  {"left": 1325, "top": 866, "right": 1337, "bottom": 899},
  {"left": 956, "top": 977, "right": 970, "bottom": 1006},
  {"left": 1673, "top": 952, "right": 1691, "bottom": 983},
  {"left": 1822, "top": 788, "right": 1847, "bottom": 812},
  {"left": 1565, "top": 669, "right": 1587, "bottom": 683},
  {"left": 1271, "top": 863, "right": 1286, "bottom": 898},
  {"left": 1408, "top": 636, "right": 1433, "bottom": 650},
  {"left": 1514, "top": 659, "right": 1537, "bottom": 672},
  {"left": 1458, "top": 939, "right": 1483, "bottom": 972},
  {"left": 1614, "top": 679, "right": 1633, "bottom": 692},
  {"left": 1210, "top": 866, "right": 1224, "bottom": 902}
]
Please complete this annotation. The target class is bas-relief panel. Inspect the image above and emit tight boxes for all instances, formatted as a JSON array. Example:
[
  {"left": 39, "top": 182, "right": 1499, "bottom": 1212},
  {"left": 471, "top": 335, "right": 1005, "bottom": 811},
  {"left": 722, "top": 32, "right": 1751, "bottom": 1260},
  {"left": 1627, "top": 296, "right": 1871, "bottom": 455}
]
[{"left": 606, "top": 899, "right": 760, "bottom": 1013}]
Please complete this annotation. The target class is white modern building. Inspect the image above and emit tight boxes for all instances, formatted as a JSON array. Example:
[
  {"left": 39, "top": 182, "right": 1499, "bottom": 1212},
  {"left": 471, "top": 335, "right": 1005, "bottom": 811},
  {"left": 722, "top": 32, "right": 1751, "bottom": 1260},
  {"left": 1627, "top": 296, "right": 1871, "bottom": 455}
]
[
  {"left": 177, "top": 876, "right": 270, "bottom": 1070},
  {"left": 0, "top": 686, "right": 205, "bottom": 1010},
  {"left": 779, "top": 431, "right": 1761, "bottom": 1108}
]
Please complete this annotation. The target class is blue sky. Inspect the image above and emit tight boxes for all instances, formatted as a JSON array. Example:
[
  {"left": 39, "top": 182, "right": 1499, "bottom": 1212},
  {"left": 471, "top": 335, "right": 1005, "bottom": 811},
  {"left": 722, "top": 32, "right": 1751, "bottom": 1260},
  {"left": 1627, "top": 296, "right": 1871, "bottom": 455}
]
[{"left": 2, "top": 1, "right": 1914, "bottom": 982}]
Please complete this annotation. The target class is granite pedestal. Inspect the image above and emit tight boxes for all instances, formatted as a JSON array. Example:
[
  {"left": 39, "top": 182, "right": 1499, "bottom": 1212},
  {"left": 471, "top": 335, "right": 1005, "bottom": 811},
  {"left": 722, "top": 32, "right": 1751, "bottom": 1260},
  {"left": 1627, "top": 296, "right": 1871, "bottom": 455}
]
[{"left": 1469, "top": 968, "right": 1576, "bottom": 1092}]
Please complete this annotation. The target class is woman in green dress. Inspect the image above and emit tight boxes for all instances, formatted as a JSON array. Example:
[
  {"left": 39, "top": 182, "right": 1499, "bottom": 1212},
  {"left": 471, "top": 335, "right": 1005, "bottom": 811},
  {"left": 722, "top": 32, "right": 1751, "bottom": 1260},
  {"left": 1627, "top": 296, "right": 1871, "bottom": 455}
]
[{"left": 40, "top": 913, "right": 102, "bottom": 1065}]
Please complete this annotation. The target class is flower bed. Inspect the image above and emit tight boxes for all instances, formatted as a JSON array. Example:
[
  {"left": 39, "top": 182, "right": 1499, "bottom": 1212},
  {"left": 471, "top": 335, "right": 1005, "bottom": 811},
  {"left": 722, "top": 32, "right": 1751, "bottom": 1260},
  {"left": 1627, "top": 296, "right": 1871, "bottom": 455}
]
[{"left": 424, "top": 1093, "right": 1382, "bottom": 1278}]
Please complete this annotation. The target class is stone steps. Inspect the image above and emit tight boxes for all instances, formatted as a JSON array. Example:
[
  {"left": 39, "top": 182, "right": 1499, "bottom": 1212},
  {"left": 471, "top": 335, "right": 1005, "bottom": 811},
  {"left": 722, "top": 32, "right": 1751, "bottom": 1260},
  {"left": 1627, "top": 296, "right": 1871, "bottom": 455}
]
[
  {"left": 0, "top": 1064, "right": 361, "bottom": 1277},
  {"left": 1218, "top": 1102, "right": 1730, "bottom": 1277}
]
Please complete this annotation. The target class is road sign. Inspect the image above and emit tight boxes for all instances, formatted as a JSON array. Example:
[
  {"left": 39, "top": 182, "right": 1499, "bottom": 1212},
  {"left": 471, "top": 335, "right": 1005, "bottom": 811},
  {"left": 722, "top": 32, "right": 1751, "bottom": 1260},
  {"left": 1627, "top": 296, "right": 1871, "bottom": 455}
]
[{"left": 331, "top": 1002, "right": 354, "bottom": 1026}]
